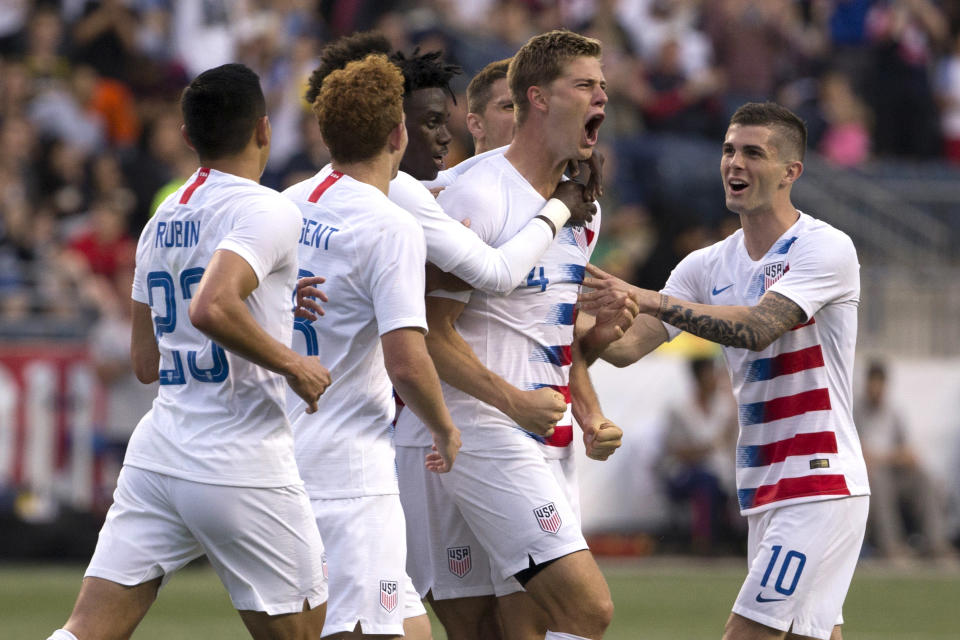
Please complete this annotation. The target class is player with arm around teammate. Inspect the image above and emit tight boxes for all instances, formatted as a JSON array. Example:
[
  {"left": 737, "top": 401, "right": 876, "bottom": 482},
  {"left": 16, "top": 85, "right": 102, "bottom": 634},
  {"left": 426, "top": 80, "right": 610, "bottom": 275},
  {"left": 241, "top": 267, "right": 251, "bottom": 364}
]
[
  {"left": 284, "top": 54, "right": 461, "bottom": 640},
  {"left": 580, "top": 102, "right": 869, "bottom": 640},
  {"left": 48, "top": 64, "right": 330, "bottom": 640},
  {"left": 398, "top": 30, "right": 624, "bottom": 640}
]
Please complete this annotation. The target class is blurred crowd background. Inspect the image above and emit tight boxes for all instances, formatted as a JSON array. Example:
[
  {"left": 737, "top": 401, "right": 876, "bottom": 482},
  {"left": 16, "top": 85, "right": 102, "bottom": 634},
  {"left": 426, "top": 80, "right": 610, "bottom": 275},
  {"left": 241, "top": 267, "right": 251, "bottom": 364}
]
[{"left": 1, "top": 0, "right": 959, "bottom": 562}]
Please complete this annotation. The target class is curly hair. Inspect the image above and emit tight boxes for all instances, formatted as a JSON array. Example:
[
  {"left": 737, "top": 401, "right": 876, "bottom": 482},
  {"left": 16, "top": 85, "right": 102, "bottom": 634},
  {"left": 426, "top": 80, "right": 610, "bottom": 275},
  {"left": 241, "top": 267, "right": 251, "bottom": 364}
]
[
  {"left": 304, "top": 31, "right": 392, "bottom": 106},
  {"left": 508, "top": 30, "right": 601, "bottom": 125},
  {"left": 314, "top": 54, "right": 405, "bottom": 164},
  {"left": 391, "top": 48, "right": 461, "bottom": 102}
]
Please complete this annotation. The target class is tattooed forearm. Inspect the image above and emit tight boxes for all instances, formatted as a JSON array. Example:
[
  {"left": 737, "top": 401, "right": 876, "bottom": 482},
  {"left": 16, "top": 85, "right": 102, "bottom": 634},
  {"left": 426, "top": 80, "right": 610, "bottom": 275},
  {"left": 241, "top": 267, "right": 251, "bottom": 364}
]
[{"left": 659, "top": 292, "right": 807, "bottom": 351}]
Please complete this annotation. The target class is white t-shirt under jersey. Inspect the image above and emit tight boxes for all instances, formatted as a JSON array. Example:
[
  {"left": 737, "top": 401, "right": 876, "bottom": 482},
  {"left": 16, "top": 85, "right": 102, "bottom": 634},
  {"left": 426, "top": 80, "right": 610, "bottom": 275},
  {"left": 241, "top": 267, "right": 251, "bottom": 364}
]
[
  {"left": 395, "top": 154, "right": 600, "bottom": 459},
  {"left": 284, "top": 166, "right": 428, "bottom": 499},
  {"left": 127, "top": 167, "right": 303, "bottom": 488},
  {"left": 661, "top": 212, "right": 869, "bottom": 515}
]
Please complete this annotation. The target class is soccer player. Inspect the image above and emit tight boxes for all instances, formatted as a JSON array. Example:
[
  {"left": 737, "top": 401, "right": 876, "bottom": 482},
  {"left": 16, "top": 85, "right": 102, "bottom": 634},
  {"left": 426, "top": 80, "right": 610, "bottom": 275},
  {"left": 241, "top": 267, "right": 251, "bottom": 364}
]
[
  {"left": 284, "top": 54, "right": 461, "bottom": 640},
  {"left": 399, "top": 30, "right": 621, "bottom": 640},
  {"left": 47, "top": 63, "right": 330, "bottom": 640},
  {"left": 466, "top": 58, "right": 516, "bottom": 155},
  {"left": 580, "top": 102, "right": 870, "bottom": 640}
]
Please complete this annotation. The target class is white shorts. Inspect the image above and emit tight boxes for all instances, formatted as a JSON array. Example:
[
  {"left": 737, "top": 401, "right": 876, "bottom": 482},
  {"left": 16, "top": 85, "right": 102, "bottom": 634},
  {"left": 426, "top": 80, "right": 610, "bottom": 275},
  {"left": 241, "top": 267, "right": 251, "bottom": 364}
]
[
  {"left": 547, "top": 453, "right": 580, "bottom": 522},
  {"left": 86, "top": 466, "right": 327, "bottom": 615},
  {"left": 399, "top": 445, "right": 510, "bottom": 600},
  {"left": 440, "top": 442, "right": 587, "bottom": 582},
  {"left": 732, "top": 495, "right": 868, "bottom": 640},
  {"left": 398, "top": 445, "right": 585, "bottom": 601},
  {"left": 310, "top": 494, "right": 425, "bottom": 637}
]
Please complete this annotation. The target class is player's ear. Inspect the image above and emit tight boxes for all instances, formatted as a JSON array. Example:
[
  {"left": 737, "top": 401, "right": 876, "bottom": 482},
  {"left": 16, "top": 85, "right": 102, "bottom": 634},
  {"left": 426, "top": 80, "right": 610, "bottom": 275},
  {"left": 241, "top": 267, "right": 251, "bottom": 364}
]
[
  {"left": 388, "top": 118, "right": 407, "bottom": 153},
  {"left": 255, "top": 115, "right": 271, "bottom": 148},
  {"left": 180, "top": 124, "right": 196, "bottom": 151},
  {"left": 527, "top": 85, "right": 548, "bottom": 115},
  {"left": 782, "top": 160, "right": 803, "bottom": 186},
  {"left": 466, "top": 112, "right": 484, "bottom": 141}
]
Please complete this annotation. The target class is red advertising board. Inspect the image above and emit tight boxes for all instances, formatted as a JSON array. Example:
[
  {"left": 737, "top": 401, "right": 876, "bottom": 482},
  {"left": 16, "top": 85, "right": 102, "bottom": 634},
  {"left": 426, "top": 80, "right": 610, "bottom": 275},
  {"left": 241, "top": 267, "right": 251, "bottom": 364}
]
[{"left": 0, "top": 341, "right": 105, "bottom": 511}]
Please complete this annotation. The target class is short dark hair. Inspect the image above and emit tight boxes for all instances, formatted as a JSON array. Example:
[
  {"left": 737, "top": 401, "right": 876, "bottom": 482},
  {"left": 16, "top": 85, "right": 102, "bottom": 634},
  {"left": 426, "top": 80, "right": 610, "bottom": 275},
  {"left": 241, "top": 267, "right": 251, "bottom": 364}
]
[
  {"left": 315, "top": 55, "right": 404, "bottom": 164},
  {"left": 391, "top": 48, "right": 461, "bottom": 102},
  {"left": 467, "top": 58, "right": 511, "bottom": 115},
  {"left": 866, "top": 359, "right": 887, "bottom": 381},
  {"left": 180, "top": 64, "right": 265, "bottom": 160},
  {"left": 689, "top": 357, "right": 715, "bottom": 380},
  {"left": 508, "top": 30, "right": 602, "bottom": 125},
  {"left": 305, "top": 31, "right": 392, "bottom": 106},
  {"left": 729, "top": 102, "right": 808, "bottom": 162}
]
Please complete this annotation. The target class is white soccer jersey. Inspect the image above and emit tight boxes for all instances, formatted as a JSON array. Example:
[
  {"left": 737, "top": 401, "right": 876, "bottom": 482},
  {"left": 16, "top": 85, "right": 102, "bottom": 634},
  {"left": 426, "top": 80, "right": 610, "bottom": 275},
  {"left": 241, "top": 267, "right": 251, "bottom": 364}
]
[
  {"left": 420, "top": 145, "right": 507, "bottom": 190},
  {"left": 661, "top": 212, "right": 869, "bottom": 515},
  {"left": 389, "top": 164, "right": 553, "bottom": 294},
  {"left": 127, "top": 167, "right": 303, "bottom": 488},
  {"left": 395, "top": 154, "right": 600, "bottom": 459},
  {"left": 284, "top": 167, "right": 428, "bottom": 499}
]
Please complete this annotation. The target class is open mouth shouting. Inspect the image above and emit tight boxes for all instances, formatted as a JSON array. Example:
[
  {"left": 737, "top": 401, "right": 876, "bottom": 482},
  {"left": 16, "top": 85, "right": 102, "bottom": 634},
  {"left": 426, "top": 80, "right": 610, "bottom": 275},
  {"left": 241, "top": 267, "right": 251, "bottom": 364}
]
[{"left": 583, "top": 113, "right": 605, "bottom": 147}]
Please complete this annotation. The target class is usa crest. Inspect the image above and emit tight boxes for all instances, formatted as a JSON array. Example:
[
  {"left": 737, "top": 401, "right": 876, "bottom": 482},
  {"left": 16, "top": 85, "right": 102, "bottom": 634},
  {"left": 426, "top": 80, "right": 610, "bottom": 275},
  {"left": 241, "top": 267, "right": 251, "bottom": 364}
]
[
  {"left": 380, "top": 580, "right": 398, "bottom": 612},
  {"left": 534, "top": 502, "right": 562, "bottom": 534},
  {"left": 763, "top": 261, "right": 787, "bottom": 290},
  {"left": 447, "top": 546, "right": 472, "bottom": 578}
]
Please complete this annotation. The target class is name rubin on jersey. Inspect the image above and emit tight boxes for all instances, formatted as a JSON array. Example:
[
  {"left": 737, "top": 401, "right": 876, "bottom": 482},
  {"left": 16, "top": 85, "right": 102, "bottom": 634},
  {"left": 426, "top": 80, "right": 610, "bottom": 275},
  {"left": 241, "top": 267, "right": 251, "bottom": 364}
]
[{"left": 154, "top": 220, "right": 201, "bottom": 248}]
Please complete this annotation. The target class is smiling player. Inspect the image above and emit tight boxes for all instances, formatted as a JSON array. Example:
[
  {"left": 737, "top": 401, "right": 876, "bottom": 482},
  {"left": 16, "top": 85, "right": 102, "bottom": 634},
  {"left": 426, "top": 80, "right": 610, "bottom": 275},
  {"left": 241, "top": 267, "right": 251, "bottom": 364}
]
[{"left": 580, "top": 102, "right": 869, "bottom": 640}]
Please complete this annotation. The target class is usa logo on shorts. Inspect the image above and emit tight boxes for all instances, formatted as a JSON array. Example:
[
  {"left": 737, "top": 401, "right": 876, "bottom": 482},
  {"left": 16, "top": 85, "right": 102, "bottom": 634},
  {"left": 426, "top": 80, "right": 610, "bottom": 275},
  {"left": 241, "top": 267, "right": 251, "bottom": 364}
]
[
  {"left": 380, "top": 580, "right": 398, "bottom": 612},
  {"left": 534, "top": 502, "right": 562, "bottom": 534},
  {"left": 447, "top": 546, "right": 472, "bottom": 578}
]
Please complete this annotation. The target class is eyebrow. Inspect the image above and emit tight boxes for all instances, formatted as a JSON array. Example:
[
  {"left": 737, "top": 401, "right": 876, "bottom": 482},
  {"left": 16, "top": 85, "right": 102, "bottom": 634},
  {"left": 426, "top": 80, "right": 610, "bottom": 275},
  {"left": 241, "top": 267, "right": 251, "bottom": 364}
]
[{"left": 723, "top": 143, "right": 767, "bottom": 155}]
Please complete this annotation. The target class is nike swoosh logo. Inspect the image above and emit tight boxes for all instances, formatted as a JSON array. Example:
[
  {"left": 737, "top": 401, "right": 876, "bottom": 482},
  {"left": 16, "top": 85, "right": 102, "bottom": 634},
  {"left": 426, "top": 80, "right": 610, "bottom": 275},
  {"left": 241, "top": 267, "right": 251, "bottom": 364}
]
[
  {"left": 712, "top": 284, "right": 734, "bottom": 295},
  {"left": 755, "top": 592, "right": 786, "bottom": 603}
]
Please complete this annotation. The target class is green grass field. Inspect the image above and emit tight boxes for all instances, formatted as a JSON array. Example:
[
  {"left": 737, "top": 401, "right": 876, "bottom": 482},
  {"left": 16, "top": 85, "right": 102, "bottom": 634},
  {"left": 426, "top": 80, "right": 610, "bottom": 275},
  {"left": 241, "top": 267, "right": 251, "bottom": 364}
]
[{"left": 4, "top": 558, "right": 958, "bottom": 639}]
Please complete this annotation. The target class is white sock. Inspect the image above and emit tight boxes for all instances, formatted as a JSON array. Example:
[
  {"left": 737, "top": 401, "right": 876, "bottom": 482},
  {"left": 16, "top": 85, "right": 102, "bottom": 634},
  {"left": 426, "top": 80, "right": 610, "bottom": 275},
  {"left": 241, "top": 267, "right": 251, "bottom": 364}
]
[
  {"left": 545, "top": 632, "right": 589, "bottom": 640},
  {"left": 48, "top": 631, "right": 79, "bottom": 640}
]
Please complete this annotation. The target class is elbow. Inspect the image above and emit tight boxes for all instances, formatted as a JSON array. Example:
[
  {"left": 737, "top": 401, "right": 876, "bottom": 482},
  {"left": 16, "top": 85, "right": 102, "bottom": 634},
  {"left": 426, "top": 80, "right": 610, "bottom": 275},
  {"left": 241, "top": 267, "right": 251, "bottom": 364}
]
[
  {"left": 605, "top": 354, "right": 635, "bottom": 368},
  {"left": 132, "top": 356, "right": 159, "bottom": 384},
  {"left": 188, "top": 298, "right": 223, "bottom": 338},
  {"left": 386, "top": 358, "right": 421, "bottom": 391},
  {"left": 134, "top": 366, "right": 159, "bottom": 385}
]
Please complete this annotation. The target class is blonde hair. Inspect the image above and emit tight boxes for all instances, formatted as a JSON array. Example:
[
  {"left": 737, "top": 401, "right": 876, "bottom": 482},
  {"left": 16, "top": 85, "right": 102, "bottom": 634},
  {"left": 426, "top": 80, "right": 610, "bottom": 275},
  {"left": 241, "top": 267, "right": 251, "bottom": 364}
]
[{"left": 508, "top": 30, "right": 601, "bottom": 125}]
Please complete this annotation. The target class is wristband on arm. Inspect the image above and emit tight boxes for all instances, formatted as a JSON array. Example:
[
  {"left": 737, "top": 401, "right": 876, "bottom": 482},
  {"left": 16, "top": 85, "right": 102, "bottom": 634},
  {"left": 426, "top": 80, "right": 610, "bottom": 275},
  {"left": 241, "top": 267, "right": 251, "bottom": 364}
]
[{"left": 533, "top": 198, "right": 571, "bottom": 237}]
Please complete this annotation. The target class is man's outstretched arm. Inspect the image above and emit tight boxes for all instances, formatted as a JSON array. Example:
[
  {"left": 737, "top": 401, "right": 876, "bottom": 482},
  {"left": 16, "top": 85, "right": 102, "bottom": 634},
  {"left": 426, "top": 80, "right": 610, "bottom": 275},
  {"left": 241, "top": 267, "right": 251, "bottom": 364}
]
[{"left": 580, "top": 263, "right": 805, "bottom": 352}]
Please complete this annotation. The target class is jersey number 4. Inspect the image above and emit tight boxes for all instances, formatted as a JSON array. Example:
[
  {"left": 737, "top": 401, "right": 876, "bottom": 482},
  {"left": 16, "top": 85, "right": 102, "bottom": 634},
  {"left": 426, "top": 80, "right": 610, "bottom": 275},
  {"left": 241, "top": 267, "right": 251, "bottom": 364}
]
[
  {"left": 147, "top": 268, "right": 229, "bottom": 385},
  {"left": 526, "top": 266, "right": 549, "bottom": 292}
]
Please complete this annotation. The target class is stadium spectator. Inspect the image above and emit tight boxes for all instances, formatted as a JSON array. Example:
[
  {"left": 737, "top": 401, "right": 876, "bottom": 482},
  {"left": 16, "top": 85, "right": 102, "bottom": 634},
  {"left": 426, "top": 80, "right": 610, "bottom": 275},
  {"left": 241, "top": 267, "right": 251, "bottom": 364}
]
[
  {"left": 46, "top": 63, "right": 331, "bottom": 640},
  {"left": 936, "top": 28, "right": 960, "bottom": 164},
  {"left": 659, "top": 355, "right": 738, "bottom": 555},
  {"left": 817, "top": 70, "right": 872, "bottom": 167},
  {"left": 70, "top": 0, "right": 139, "bottom": 82},
  {"left": 866, "top": 0, "right": 948, "bottom": 158},
  {"left": 854, "top": 360, "right": 958, "bottom": 562},
  {"left": 581, "top": 101, "right": 870, "bottom": 640}
]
